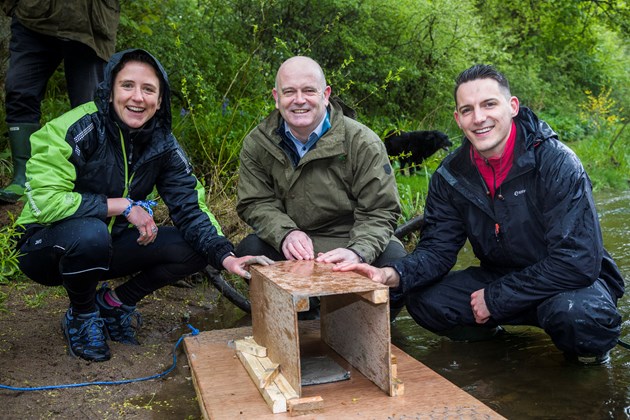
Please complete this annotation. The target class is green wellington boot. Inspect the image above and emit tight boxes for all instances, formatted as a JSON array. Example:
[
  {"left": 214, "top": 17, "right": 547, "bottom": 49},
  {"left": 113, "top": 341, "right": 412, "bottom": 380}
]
[{"left": 0, "top": 123, "right": 39, "bottom": 203}]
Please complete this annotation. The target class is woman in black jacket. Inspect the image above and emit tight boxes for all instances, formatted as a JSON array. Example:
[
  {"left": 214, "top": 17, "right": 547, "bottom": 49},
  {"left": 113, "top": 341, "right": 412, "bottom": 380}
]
[{"left": 15, "top": 49, "right": 271, "bottom": 362}]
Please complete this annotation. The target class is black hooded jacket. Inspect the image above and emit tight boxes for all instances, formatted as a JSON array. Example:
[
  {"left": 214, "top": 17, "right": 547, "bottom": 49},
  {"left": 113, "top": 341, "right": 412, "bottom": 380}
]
[
  {"left": 390, "top": 107, "right": 625, "bottom": 320},
  {"left": 18, "top": 49, "right": 234, "bottom": 270}
]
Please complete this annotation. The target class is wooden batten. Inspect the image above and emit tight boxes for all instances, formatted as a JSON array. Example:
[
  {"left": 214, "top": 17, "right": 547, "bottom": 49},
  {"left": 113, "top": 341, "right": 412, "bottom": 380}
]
[
  {"left": 235, "top": 336, "right": 301, "bottom": 414},
  {"left": 391, "top": 354, "right": 398, "bottom": 378},
  {"left": 358, "top": 288, "right": 389, "bottom": 304},
  {"left": 390, "top": 377, "right": 405, "bottom": 396},
  {"left": 234, "top": 336, "right": 267, "bottom": 357},
  {"left": 236, "top": 349, "right": 279, "bottom": 389},
  {"left": 287, "top": 396, "right": 324, "bottom": 416}
]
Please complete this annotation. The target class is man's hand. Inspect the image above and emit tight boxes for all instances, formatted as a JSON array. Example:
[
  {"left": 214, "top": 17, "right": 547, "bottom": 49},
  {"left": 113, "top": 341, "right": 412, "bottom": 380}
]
[
  {"left": 281, "top": 230, "right": 314, "bottom": 260},
  {"left": 315, "top": 248, "right": 361, "bottom": 264},
  {"left": 332, "top": 262, "right": 400, "bottom": 288},
  {"left": 471, "top": 289, "right": 491, "bottom": 324},
  {"left": 222, "top": 254, "right": 275, "bottom": 279}
]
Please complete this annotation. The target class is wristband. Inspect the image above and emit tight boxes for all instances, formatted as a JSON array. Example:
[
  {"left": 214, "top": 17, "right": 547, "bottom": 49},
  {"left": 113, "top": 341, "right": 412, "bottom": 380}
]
[
  {"left": 122, "top": 198, "right": 134, "bottom": 218},
  {"left": 134, "top": 199, "right": 158, "bottom": 216},
  {"left": 122, "top": 198, "right": 158, "bottom": 218}
]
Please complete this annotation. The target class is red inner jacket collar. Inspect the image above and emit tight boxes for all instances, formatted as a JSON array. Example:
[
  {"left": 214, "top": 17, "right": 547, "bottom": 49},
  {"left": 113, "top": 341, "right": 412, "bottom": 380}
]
[{"left": 471, "top": 121, "right": 517, "bottom": 198}]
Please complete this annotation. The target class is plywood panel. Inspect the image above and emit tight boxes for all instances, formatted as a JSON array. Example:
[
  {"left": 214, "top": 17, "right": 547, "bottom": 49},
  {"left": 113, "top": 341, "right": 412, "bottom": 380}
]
[
  {"left": 184, "top": 324, "right": 505, "bottom": 419},
  {"left": 251, "top": 260, "right": 388, "bottom": 297},
  {"left": 250, "top": 269, "right": 301, "bottom": 394},
  {"left": 320, "top": 293, "right": 392, "bottom": 394}
]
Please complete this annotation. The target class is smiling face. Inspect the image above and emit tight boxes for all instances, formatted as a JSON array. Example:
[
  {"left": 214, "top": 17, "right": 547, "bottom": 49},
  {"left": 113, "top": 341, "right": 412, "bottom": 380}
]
[
  {"left": 454, "top": 78, "right": 519, "bottom": 158},
  {"left": 272, "top": 57, "right": 331, "bottom": 142},
  {"left": 111, "top": 61, "right": 162, "bottom": 129}
]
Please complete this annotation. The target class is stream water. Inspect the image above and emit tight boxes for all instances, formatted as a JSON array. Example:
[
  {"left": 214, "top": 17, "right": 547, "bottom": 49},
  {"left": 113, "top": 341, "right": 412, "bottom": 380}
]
[{"left": 165, "top": 189, "right": 630, "bottom": 419}]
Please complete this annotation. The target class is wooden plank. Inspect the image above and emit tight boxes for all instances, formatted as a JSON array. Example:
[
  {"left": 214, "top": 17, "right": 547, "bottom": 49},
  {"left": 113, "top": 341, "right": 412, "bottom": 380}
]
[
  {"left": 287, "top": 396, "right": 324, "bottom": 416},
  {"left": 358, "top": 288, "right": 389, "bottom": 304},
  {"left": 391, "top": 355, "right": 398, "bottom": 378},
  {"left": 391, "top": 377, "right": 405, "bottom": 396},
  {"left": 233, "top": 336, "right": 267, "bottom": 357},
  {"left": 250, "top": 268, "right": 302, "bottom": 395},
  {"left": 320, "top": 293, "right": 392, "bottom": 395},
  {"left": 184, "top": 324, "right": 506, "bottom": 419},
  {"left": 273, "top": 372, "right": 300, "bottom": 401},
  {"left": 187, "top": 351, "right": 210, "bottom": 420},
  {"left": 236, "top": 350, "right": 280, "bottom": 389},
  {"left": 261, "top": 382, "right": 287, "bottom": 414},
  {"left": 251, "top": 260, "right": 388, "bottom": 298}
]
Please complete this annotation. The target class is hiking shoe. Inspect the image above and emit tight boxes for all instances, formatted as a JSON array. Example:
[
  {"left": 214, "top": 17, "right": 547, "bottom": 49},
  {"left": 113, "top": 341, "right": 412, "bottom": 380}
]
[
  {"left": 61, "top": 308, "right": 110, "bottom": 362},
  {"left": 565, "top": 351, "right": 611, "bottom": 366},
  {"left": 96, "top": 285, "right": 142, "bottom": 345}
]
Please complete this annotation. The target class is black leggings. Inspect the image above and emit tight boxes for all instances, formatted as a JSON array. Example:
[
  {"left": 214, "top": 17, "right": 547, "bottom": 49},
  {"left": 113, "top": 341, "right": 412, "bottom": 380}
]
[{"left": 18, "top": 217, "right": 207, "bottom": 313}]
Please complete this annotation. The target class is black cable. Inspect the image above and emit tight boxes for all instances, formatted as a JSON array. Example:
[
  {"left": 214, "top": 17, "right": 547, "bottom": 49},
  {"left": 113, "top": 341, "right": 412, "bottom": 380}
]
[{"left": 618, "top": 338, "right": 630, "bottom": 350}]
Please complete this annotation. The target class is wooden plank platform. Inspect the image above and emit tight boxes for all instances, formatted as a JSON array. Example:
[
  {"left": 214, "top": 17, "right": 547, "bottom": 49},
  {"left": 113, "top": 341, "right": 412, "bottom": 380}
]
[{"left": 184, "top": 322, "right": 505, "bottom": 419}]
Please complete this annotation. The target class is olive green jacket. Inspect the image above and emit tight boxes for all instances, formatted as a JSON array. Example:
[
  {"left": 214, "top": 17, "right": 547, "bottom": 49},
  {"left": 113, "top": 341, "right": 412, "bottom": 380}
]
[
  {"left": 3, "top": 0, "right": 119, "bottom": 61},
  {"left": 237, "top": 100, "right": 402, "bottom": 263}
]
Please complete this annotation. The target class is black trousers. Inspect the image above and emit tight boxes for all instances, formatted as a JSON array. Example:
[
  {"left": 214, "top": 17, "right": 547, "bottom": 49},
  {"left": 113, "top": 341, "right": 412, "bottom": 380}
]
[
  {"left": 404, "top": 266, "right": 622, "bottom": 356},
  {"left": 4, "top": 17, "right": 105, "bottom": 124},
  {"left": 17, "top": 218, "right": 207, "bottom": 313}
]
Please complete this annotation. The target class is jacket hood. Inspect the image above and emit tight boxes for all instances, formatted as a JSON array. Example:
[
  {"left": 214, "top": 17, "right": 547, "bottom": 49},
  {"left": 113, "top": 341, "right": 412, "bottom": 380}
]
[
  {"left": 515, "top": 106, "right": 558, "bottom": 148},
  {"left": 94, "top": 48, "right": 172, "bottom": 130}
]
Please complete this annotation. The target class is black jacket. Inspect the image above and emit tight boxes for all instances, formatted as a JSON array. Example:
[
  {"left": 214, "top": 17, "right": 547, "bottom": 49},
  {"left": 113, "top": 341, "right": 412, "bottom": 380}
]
[
  {"left": 391, "top": 107, "right": 624, "bottom": 321},
  {"left": 18, "top": 49, "right": 234, "bottom": 270}
]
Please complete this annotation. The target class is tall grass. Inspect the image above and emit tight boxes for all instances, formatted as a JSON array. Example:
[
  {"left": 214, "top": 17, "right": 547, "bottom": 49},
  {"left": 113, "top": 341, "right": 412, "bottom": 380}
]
[{"left": 0, "top": 212, "right": 21, "bottom": 284}]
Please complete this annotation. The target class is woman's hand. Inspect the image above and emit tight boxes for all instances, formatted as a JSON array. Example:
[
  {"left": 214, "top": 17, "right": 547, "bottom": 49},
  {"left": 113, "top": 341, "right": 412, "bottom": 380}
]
[
  {"left": 222, "top": 254, "right": 275, "bottom": 279},
  {"left": 107, "top": 197, "right": 159, "bottom": 246},
  {"left": 126, "top": 205, "right": 158, "bottom": 245}
]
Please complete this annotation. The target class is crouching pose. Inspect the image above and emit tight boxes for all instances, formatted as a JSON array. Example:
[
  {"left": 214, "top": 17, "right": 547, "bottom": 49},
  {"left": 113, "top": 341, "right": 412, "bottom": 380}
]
[
  {"left": 335, "top": 64, "right": 624, "bottom": 365},
  {"left": 15, "top": 49, "right": 271, "bottom": 362}
]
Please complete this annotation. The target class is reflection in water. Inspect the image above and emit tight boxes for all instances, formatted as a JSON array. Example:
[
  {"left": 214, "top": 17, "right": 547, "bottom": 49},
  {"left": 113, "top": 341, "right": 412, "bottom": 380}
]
[{"left": 392, "top": 190, "right": 630, "bottom": 419}]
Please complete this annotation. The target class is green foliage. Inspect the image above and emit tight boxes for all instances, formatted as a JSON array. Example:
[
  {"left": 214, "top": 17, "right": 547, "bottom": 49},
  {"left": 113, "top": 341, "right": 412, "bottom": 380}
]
[
  {"left": 538, "top": 109, "right": 589, "bottom": 142},
  {"left": 397, "top": 181, "right": 426, "bottom": 223},
  {"left": 568, "top": 126, "right": 630, "bottom": 191},
  {"left": 579, "top": 86, "right": 623, "bottom": 134},
  {"left": 0, "top": 214, "right": 22, "bottom": 283},
  {"left": 1, "top": 0, "right": 627, "bottom": 241},
  {"left": 112, "top": 0, "right": 628, "bottom": 193}
]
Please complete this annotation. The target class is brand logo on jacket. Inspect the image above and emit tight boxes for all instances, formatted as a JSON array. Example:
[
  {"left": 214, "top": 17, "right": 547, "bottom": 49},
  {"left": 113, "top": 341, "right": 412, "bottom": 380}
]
[{"left": 514, "top": 189, "right": 526, "bottom": 197}]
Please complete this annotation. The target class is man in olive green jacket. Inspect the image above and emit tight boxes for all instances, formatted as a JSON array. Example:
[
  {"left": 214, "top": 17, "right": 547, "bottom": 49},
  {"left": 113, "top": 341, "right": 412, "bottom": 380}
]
[
  {"left": 0, "top": 0, "right": 120, "bottom": 203},
  {"left": 236, "top": 56, "right": 405, "bottom": 270}
]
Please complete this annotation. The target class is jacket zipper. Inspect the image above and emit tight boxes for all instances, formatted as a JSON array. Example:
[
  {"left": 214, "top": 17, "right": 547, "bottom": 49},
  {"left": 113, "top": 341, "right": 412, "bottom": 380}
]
[{"left": 107, "top": 129, "right": 134, "bottom": 232}]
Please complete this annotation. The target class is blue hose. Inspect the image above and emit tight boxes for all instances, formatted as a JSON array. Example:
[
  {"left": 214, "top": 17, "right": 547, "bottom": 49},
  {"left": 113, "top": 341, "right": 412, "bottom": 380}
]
[{"left": 0, "top": 324, "right": 199, "bottom": 392}]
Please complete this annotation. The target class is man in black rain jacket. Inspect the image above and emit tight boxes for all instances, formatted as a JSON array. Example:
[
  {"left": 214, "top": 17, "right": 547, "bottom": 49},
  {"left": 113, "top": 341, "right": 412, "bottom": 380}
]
[{"left": 334, "top": 64, "right": 624, "bottom": 365}]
